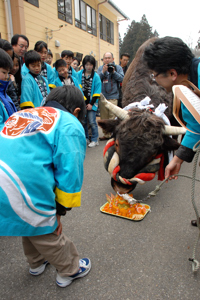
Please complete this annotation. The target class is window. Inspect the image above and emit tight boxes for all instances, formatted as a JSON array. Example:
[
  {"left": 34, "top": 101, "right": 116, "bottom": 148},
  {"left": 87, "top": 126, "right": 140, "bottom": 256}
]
[
  {"left": 75, "top": 0, "right": 97, "bottom": 36},
  {"left": 25, "top": 0, "right": 39, "bottom": 7},
  {"left": 75, "top": 0, "right": 86, "bottom": 30},
  {"left": 100, "top": 14, "right": 106, "bottom": 41},
  {"left": 107, "top": 19, "right": 114, "bottom": 44},
  {"left": 100, "top": 14, "right": 114, "bottom": 44},
  {"left": 58, "top": 0, "right": 72, "bottom": 24},
  {"left": 87, "top": 5, "right": 97, "bottom": 36}
]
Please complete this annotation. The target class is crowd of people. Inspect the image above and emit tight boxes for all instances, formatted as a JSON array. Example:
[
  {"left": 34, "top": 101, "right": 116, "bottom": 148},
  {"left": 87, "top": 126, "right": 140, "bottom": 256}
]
[{"left": 0, "top": 33, "right": 130, "bottom": 147}]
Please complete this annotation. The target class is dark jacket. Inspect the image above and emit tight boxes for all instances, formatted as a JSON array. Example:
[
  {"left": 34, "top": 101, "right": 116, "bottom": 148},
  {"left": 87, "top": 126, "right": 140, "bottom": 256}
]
[
  {"left": 7, "top": 79, "right": 20, "bottom": 111},
  {"left": 97, "top": 63, "right": 124, "bottom": 100}
]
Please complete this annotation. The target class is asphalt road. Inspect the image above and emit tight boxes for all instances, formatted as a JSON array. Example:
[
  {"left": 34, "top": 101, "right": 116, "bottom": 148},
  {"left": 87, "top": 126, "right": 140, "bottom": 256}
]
[{"left": 1, "top": 130, "right": 200, "bottom": 300}]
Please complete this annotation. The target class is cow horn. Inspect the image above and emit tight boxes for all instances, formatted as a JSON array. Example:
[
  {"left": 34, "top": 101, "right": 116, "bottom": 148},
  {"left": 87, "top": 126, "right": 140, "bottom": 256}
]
[
  {"left": 108, "top": 151, "right": 120, "bottom": 176},
  {"left": 100, "top": 93, "right": 129, "bottom": 120},
  {"left": 163, "top": 125, "right": 186, "bottom": 135}
]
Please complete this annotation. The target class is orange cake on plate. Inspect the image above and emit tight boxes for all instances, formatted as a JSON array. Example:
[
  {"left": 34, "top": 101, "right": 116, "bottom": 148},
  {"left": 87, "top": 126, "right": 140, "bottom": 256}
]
[{"left": 100, "top": 193, "right": 150, "bottom": 221}]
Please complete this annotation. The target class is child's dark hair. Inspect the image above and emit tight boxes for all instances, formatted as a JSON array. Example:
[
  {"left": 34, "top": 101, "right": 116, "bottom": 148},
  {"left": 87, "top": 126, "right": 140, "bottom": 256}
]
[
  {"left": 11, "top": 34, "right": 29, "bottom": 47},
  {"left": 82, "top": 55, "right": 95, "bottom": 69},
  {"left": 0, "top": 39, "right": 13, "bottom": 53},
  {"left": 0, "top": 48, "right": 13, "bottom": 70},
  {"left": 45, "top": 85, "right": 86, "bottom": 121},
  {"left": 24, "top": 50, "right": 41, "bottom": 67},
  {"left": 48, "top": 49, "right": 53, "bottom": 57},
  {"left": 55, "top": 59, "right": 67, "bottom": 70},
  {"left": 34, "top": 41, "right": 48, "bottom": 52},
  {"left": 13, "top": 52, "right": 20, "bottom": 63},
  {"left": 73, "top": 57, "right": 80, "bottom": 66},
  {"left": 61, "top": 50, "right": 74, "bottom": 59}
]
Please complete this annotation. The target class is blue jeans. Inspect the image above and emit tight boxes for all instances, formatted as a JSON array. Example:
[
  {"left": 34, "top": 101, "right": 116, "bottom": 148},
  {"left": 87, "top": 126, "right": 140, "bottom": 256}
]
[{"left": 83, "top": 110, "right": 98, "bottom": 142}]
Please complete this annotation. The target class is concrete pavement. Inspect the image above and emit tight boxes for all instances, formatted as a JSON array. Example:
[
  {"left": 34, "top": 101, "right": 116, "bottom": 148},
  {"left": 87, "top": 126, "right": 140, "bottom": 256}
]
[{"left": 1, "top": 134, "right": 200, "bottom": 299}]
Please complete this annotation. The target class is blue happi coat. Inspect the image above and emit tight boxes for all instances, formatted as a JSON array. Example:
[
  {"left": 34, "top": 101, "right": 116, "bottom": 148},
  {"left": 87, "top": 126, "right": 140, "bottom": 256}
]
[
  {"left": 21, "top": 62, "right": 56, "bottom": 88},
  {"left": 53, "top": 66, "right": 78, "bottom": 81},
  {"left": 181, "top": 58, "right": 200, "bottom": 149},
  {"left": 20, "top": 73, "right": 50, "bottom": 108},
  {"left": 0, "top": 107, "right": 86, "bottom": 236},
  {"left": 77, "top": 69, "right": 101, "bottom": 111},
  {"left": 55, "top": 75, "right": 81, "bottom": 91}
]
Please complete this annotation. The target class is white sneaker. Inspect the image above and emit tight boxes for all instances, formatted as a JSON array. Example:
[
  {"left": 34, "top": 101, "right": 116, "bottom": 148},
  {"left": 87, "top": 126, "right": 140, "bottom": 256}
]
[
  {"left": 88, "top": 141, "right": 99, "bottom": 148},
  {"left": 56, "top": 258, "right": 91, "bottom": 288},
  {"left": 29, "top": 260, "right": 49, "bottom": 276}
]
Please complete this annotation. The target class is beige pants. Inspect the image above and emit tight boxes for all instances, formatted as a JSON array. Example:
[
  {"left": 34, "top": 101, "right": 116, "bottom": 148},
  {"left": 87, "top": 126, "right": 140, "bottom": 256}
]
[
  {"left": 99, "top": 98, "right": 118, "bottom": 138},
  {"left": 22, "top": 231, "right": 79, "bottom": 277}
]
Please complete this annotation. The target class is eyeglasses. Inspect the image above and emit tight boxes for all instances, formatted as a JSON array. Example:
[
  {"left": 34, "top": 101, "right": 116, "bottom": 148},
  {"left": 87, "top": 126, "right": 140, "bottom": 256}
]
[{"left": 17, "top": 44, "right": 28, "bottom": 50}]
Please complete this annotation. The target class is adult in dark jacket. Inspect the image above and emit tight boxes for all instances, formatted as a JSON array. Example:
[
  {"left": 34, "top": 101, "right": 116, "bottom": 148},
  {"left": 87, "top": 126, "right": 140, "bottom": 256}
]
[{"left": 118, "top": 53, "right": 130, "bottom": 107}]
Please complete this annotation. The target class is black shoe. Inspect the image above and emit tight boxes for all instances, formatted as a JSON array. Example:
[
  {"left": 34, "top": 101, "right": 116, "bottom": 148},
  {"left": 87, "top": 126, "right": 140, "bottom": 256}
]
[{"left": 191, "top": 220, "right": 198, "bottom": 227}]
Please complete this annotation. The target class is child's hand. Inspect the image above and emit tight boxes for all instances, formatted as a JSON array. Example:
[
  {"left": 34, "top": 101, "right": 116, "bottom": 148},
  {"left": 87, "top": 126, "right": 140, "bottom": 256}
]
[
  {"left": 56, "top": 214, "right": 62, "bottom": 235},
  {"left": 86, "top": 104, "right": 92, "bottom": 111},
  {"left": 9, "top": 74, "right": 15, "bottom": 82}
]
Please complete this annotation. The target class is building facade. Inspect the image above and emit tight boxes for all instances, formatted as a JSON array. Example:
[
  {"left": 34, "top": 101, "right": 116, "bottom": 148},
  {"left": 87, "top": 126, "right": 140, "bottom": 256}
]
[{"left": 0, "top": 0, "right": 128, "bottom": 66}]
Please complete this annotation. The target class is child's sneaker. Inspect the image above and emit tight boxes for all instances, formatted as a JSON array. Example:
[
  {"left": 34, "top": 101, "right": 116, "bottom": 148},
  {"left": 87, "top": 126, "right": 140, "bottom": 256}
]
[
  {"left": 88, "top": 141, "right": 99, "bottom": 148},
  {"left": 29, "top": 260, "right": 49, "bottom": 276},
  {"left": 56, "top": 258, "right": 91, "bottom": 288}
]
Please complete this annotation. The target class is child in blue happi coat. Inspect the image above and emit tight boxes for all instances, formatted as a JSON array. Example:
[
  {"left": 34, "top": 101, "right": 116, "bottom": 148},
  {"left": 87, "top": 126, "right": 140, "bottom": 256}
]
[
  {"left": 0, "top": 85, "right": 91, "bottom": 287},
  {"left": 77, "top": 55, "right": 101, "bottom": 147},
  {"left": 20, "top": 50, "right": 50, "bottom": 109},
  {"left": 53, "top": 50, "right": 78, "bottom": 81},
  {"left": 60, "top": 50, "right": 78, "bottom": 80},
  {"left": 54, "top": 59, "right": 81, "bottom": 90},
  {"left": 0, "top": 48, "right": 17, "bottom": 129},
  {"left": 21, "top": 41, "right": 55, "bottom": 89}
]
